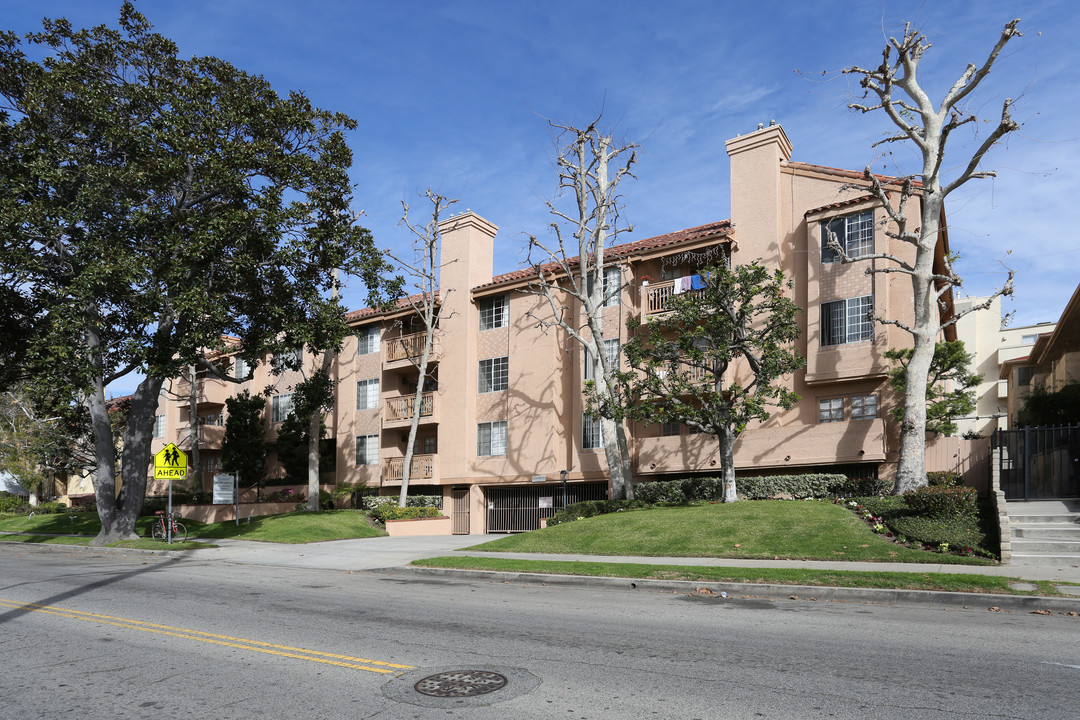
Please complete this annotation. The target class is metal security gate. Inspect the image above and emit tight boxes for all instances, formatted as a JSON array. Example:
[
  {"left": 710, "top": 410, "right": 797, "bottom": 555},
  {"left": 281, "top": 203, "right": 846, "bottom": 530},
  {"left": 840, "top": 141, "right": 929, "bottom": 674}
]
[
  {"left": 451, "top": 486, "right": 470, "bottom": 535},
  {"left": 486, "top": 482, "right": 609, "bottom": 533},
  {"left": 995, "top": 425, "right": 1080, "bottom": 500}
]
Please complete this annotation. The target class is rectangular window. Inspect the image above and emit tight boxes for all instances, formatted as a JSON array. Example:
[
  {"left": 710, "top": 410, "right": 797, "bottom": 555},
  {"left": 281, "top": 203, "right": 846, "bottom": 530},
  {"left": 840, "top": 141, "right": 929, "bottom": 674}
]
[
  {"left": 822, "top": 295, "right": 874, "bottom": 346},
  {"left": 478, "top": 357, "right": 509, "bottom": 393},
  {"left": 821, "top": 210, "right": 874, "bottom": 262},
  {"left": 587, "top": 266, "right": 623, "bottom": 307},
  {"left": 272, "top": 393, "right": 294, "bottom": 423},
  {"left": 356, "top": 326, "right": 379, "bottom": 355},
  {"left": 479, "top": 295, "right": 508, "bottom": 331},
  {"left": 582, "top": 413, "right": 603, "bottom": 449},
  {"left": 202, "top": 457, "right": 221, "bottom": 473},
  {"left": 662, "top": 420, "right": 681, "bottom": 437},
  {"left": 819, "top": 398, "right": 844, "bottom": 423},
  {"left": 355, "top": 434, "right": 379, "bottom": 465},
  {"left": 153, "top": 415, "right": 165, "bottom": 438},
  {"left": 356, "top": 378, "right": 379, "bottom": 410},
  {"left": 584, "top": 339, "right": 620, "bottom": 381},
  {"left": 234, "top": 356, "right": 250, "bottom": 380},
  {"left": 272, "top": 346, "right": 302, "bottom": 372},
  {"left": 422, "top": 436, "right": 437, "bottom": 454},
  {"left": 850, "top": 395, "right": 878, "bottom": 420},
  {"left": 477, "top": 421, "right": 507, "bottom": 456}
]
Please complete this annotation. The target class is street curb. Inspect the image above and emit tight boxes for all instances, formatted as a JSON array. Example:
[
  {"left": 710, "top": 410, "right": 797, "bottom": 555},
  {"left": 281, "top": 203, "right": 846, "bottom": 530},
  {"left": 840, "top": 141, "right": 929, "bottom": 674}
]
[{"left": 390, "top": 565, "right": 1080, "bottom": 614}]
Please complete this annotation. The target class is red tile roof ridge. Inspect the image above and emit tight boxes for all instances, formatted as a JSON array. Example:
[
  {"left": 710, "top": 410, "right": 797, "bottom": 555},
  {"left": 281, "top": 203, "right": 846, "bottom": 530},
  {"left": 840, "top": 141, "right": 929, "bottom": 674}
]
[
  {"left": 475, "top": 219, "right": 733, "bottom": 291},
  {"left": 786, "top": 161, "right": 924, "bottom": 189},
  {"left": 344, "top": 291, "right": 440, "bottom": 322}
]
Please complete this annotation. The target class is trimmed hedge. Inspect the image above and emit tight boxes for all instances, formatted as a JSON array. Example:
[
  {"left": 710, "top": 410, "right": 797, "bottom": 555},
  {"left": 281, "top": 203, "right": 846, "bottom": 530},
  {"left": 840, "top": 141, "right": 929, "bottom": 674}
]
[
  {"left": 926, "top": 471, "right": 962, "bottom": 488},
  {"left": 0, "top": 493, "right": 28, "bottom": 514},
  {"left": 370, "top": 505, "right": 443, "bottom": 523},
  {"left": 632, "top": 473, "right": 873, "bottom": 503},
  {"left": 857, "top": 495, "right": 996, "bottom": 555},
  {"left": 364, "top": 495, "right": 443, "bottom": 512},
  {"left": 902, "top": 485, "right": 977, "bottom": 518}
]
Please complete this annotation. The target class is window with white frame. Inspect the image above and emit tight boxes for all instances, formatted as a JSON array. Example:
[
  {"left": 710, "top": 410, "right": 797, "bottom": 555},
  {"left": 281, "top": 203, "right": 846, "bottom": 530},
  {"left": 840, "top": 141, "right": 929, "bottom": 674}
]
[
  {"left": 821, "top": 210, "right": 874, "bottom": 263},
  {"left": 477, "top": 421, "right": 507, "bottom": 456},
  {"left": 355, "top": 434, "right": 379, "bottom": 465},
  {"left": 234, "top": 356, "right": 250, "bottom": 380},
  {"left": 819, "top": 398, "right": 844, "bottom": 423},
  {"left": 850, "top": 394, "right": 878, "bottom": 420},
  {"left": 478, "top": 357, "right": 509, "bottom": 393},
  {"left": 356, "top": 378, "right": 379, "bottom": 410},
  {"left": 587, "top": 266, "right": 623, "bottom": 307},
  {"left": 479, "top": 295, "right": 508, "bottom": 331},
  {"left": 272, "top": 393, "right": 294, "bottom": 423},
  {"left": 583, "top": 339, "right": 620, "bottom": 381},
  {"left": 822, "top": 295, "right": 874, "bottom": 346},
  {"left": 582, "top": 413, "right": 603, "bottom": 449},
  {"left": 272, "top": 346, "right": 302, "bottom": 372},
  {"left": 153, "top": 414, "right": 165, "bottom": 438},
  {"left": 356, "top": 326, "right": 379, "bottom": 355}
]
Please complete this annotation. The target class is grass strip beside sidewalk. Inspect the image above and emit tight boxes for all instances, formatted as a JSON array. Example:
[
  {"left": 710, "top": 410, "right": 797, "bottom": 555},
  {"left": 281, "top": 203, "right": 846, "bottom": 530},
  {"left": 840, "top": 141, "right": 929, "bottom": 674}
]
[{"left": 412, "top": 556, "right": 1074, "bottom": 597}]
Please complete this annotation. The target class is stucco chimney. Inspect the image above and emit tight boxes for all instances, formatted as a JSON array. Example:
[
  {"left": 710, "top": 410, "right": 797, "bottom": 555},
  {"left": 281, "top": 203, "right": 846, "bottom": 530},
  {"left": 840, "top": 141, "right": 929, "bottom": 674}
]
[{"left": 725, "top": 124, "right": 793, "bottom": 263}]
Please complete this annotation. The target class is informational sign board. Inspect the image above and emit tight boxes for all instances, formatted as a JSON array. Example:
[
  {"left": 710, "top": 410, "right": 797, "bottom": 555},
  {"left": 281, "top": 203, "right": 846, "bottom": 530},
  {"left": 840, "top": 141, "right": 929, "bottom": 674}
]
[
  {"left": 153, "top": 444, "right": 188, "bottom": 480},
  {"left": 539, "top": 496, "right": 553, "bottom": 509},
  {"left": 531, "top": 475, "right": 546, "bottom": 483},
  {"left": 213, "top": 474, "right": 236, "bottom": 505}
]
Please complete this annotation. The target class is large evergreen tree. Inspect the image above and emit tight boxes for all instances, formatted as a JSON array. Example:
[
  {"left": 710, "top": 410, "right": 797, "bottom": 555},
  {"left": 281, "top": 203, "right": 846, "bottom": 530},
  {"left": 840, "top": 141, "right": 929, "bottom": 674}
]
[{"left": 0, "top": 4, "right": 389, "bottom": 542}]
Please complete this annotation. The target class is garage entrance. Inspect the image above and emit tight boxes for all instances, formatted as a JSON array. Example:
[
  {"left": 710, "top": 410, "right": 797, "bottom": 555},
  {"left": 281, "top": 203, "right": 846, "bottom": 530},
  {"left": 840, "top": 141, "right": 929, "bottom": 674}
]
[{"left": 486, "top": 481, "right": 608, "bottom": 533}]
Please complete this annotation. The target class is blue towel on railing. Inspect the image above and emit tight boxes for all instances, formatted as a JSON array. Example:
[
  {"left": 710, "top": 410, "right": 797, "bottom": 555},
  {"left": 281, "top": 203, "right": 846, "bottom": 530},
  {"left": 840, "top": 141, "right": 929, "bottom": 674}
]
[{"left": 690, "top": 274, "right": 706, "bottom": 290}]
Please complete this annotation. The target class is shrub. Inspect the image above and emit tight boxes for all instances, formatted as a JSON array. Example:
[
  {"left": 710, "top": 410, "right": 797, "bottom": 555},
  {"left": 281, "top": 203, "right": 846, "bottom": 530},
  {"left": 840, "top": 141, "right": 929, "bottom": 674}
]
[
  {"left": 926, "top": 471, "right": 962, "bottom": 488},
  {"left": 363, "top": 495, "right": 443, "bottom": 511},
  {"left": 369, "top": 505, "right": 443, "bottom": 523},
  {"left": 903, "top": 485, "right": 977, "bottom": 518},
  {"left": 851, "top": 495, "right": 998, "bottom": 558},
  {"left": 33, "top": 501, "right": 68, "bottom": 514},
  {"left": 0, "top": 493, "right": 29, "bottom": 514},
  {"left": 737, "top": 474, "right": 848, "bottom": 499},
  {"left": 546, "top": 499, "right": 647, "bottom": 527},
  {"left": 834, "top": 475, "right": 892, "bottom": 497}
]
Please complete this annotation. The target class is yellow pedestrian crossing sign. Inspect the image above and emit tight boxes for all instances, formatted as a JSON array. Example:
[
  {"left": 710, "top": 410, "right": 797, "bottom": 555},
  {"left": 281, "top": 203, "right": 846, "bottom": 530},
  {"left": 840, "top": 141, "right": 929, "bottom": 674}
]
[{"left": 154, "top": 444, "right": 188, "bottom": 480}]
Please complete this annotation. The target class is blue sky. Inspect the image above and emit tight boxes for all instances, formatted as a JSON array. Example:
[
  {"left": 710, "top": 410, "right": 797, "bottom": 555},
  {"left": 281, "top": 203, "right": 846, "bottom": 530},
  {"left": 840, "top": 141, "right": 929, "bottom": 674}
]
[{"left": 8, "top": 1, "right": 1079, "bottom": 395}]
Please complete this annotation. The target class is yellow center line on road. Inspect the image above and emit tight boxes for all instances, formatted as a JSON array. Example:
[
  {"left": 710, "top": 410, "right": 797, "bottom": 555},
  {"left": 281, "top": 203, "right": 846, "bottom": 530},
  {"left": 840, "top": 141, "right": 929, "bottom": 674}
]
[{"left": 0, "top": 598, "right": 414, "bottom": 675}]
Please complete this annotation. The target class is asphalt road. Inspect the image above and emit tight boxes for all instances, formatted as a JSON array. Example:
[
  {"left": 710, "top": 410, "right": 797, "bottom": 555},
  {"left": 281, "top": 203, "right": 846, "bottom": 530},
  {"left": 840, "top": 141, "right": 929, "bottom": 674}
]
[{"left": 3, "top": 544, "right": 1080, "bottom": 719}]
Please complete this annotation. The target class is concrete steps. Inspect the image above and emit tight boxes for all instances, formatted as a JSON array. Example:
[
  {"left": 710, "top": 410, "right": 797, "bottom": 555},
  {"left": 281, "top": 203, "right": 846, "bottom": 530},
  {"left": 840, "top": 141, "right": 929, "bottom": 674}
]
[{"left": 1007, "top": 501, "right": 1080, "bottom": 566}]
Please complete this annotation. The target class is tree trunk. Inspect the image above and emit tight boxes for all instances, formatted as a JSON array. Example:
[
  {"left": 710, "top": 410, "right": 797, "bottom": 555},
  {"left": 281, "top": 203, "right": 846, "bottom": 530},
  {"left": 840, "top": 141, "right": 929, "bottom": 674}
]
[
  {"left": 602, "top": 417, "right": 634, "bottom": 500},
  {"left": 399, "top": 330, "right": 434, "bottom": 507},
  {"left": 306, "top": 408, "right": 320, "bottom": 511},
  {"left": 718, "top": 427, "right": 738, "bottom": 503},
  {"left": 188, "top": 364, "right": 200, "bottom": 497},
  {"left": 892, "top": 199, "right": 941, "bottom": 495}
]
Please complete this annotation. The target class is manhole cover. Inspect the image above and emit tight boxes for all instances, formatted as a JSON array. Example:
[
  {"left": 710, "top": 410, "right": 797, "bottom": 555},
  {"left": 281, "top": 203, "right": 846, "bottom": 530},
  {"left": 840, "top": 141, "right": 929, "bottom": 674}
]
[{"left": 414, "top": 670, "right": 508, "bottom": 698}]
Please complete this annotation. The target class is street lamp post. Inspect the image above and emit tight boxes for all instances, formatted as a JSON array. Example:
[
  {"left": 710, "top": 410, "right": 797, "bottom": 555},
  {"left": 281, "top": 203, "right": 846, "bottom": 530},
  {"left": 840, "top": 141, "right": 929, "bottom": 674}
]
[{"left": 560, "top": 470, "right": 568, "bottom": 509}]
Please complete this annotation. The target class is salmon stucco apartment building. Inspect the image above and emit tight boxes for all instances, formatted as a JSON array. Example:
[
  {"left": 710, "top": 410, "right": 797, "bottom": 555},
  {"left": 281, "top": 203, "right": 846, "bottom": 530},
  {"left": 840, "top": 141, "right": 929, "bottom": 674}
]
[{"left": 149, "top": 123, "right": 965, "bottom": 534}]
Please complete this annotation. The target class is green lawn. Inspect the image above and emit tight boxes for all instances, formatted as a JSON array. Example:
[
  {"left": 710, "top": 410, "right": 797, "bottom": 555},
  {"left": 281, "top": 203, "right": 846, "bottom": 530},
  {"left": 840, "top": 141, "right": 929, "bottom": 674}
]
[
  {"left": 466, "top": 500, "right": 995, "bottom": 565},
  {"left": 0, "top": 509, "right": 385, "bottom": 545},
  {"left": 412, "top": 556, "right": 1070, "bottom": 596}
]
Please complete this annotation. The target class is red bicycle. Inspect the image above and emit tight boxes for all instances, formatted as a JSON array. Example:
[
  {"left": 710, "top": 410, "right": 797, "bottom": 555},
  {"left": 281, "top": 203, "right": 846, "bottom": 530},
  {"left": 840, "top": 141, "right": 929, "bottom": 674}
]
[{"left": 150, "top": 510, "right": 187, "bottom": 542}]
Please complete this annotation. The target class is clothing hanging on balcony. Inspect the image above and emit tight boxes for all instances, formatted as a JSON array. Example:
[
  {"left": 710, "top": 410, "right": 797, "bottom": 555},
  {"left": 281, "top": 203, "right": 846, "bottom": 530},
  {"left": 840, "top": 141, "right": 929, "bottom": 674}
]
[{"left": 690, "top": 274, "right": 706, "bottom": 290}]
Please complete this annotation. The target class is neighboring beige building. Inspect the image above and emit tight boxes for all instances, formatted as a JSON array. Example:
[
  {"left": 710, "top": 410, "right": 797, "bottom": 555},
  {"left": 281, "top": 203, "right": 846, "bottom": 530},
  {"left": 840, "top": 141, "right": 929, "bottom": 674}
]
[
  {"left": 999, "top": 283, "right": 1079, "bottom": 428},
  {"left": 153, "top": 123, "right": 971, "bottom": 532}
]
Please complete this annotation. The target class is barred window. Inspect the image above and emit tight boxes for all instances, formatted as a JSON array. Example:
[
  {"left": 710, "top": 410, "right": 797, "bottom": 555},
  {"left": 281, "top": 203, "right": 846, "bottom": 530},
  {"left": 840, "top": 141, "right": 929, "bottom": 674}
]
[
  {"left": 851, "top": 395, "right": 878, "bottom": 420},
  {"left": 582, "top": 413, "right": 603, "bottom": 449},
  {"left": 477, "top": 421, "right": 507, "bottom": 456},
  {"left": 822, "top": 295, "right": 874, "bottom": 345},
  {"left": 356, "top": 326, "right": 379, "bottom": 355},
  {"left": 821, "top": 210, "right": 874, "bottom": 262},
  {"left": 356, "top": 378, "right": 379, "bottom": 410},
  {"left": 153, "top": 414, "right": 165, "bottom": 438},
  {"left": 355, "top": 434, "right": 379, "bottom": 465},
  {"left": 661, "top": 420, "right": 681, "bottom": 437},
  {"left": 272, "top": 393, "right": 294, "bottom": 423},
  {"left": 479, "top": 357, "right": 509, "bottom": 393},
  {"left": 819, "top": 398, "right": 844, "bottom": 423},
  {"left": 479, "top": 295, "right": 508, "bottom": 331}
]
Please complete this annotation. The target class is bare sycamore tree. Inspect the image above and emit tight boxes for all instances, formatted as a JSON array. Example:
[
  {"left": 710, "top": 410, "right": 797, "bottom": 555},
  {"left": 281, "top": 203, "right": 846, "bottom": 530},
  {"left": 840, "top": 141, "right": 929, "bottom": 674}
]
[
  {"left": 527, "top": 119, "right": 636, "bottom": 500},
  {"left": 836, "top": 20, "right": 1020, "bottom": 494},
  {"left": 386, "top": 191, "right": 456, "bottom": 507}
]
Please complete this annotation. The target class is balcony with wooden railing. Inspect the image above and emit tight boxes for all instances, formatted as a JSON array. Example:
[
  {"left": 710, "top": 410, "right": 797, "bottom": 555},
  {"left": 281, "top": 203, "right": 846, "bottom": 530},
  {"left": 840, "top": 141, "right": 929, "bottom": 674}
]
[
  {"left": 384, "top": 393, "right": 436, "bottom": 425},
  {"left": 385, "top": 332, "right": 439, "bottom": 364},
  {"left": 640, "top": 277, "right": 706, "bottom": 317},
  {"left": 382, "top": 454, "right": 436, "bottom": 484}
]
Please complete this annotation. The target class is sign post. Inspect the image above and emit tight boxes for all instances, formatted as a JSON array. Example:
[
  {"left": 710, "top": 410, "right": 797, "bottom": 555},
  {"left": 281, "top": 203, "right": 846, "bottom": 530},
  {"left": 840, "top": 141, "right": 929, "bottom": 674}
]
[{"left": 153, "top": 444, "right": 188, "bottom": 544}]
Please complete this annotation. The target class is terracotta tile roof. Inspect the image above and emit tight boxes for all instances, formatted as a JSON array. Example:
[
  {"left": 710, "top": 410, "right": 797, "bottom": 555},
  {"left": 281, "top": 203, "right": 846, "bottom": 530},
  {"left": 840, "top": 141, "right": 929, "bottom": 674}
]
[
  {"left": 474, "top": 220, "right": 733, "bottom": 291},
  {"left": 787, "top": 161, "right": 924, "bottom": 189},
  {"left": 805, "top": 194, "right": 879, "bottom": 217},
  {"left": 344, "top": 291, "right": 440, "bottom": 323}
]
